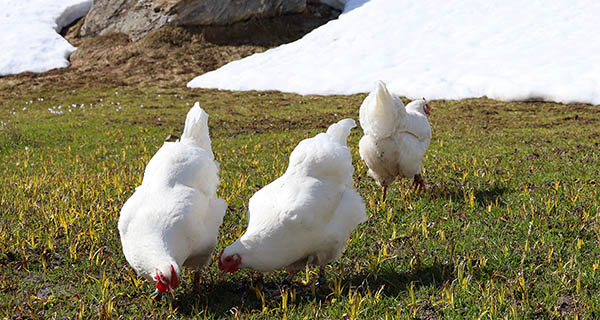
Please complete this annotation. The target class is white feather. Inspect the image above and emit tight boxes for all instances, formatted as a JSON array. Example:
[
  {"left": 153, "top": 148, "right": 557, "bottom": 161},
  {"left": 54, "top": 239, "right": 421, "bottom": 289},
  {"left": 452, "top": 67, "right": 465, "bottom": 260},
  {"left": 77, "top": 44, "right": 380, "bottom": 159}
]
[
  {"left": 118, "top": 103, "right": 226, "bottom": 283},
  {"left": 359, "top": 81, "right": 432, "bottom": 186},
  {"left": 222, "top": 118, "right": 367, "bottom": 272}
]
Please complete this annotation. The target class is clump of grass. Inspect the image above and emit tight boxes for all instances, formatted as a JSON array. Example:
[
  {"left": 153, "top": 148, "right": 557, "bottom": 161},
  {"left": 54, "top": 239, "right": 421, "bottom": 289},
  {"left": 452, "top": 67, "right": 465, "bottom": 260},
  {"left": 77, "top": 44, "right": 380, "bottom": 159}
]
[{"left": 1, "top": 86, "right": 599, "bottom": 318}]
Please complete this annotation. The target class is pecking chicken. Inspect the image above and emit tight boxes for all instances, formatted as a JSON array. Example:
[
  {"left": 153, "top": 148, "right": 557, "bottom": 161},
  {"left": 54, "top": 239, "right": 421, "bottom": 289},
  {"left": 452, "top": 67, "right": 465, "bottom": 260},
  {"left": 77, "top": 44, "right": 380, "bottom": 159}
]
[
  {"left": 358, "top": 81, "right": 432, "bottom": 200},
  {"left": 118, "top": 103, "right": 226, "bottom": 295},
  {"left": 218, "top": 119, "right": 367, "bottom": 281}
]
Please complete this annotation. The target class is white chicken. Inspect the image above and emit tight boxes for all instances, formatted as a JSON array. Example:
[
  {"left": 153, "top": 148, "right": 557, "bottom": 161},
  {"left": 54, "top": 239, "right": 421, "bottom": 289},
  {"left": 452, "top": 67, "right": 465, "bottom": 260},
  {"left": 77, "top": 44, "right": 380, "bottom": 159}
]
[
  {"left": 118, "top": 103, "right": 226, "bottom": 295},
  {"left": 359, "top": 81, "right": 432, "bottom": 200},
  {"left": 218, "top": 119, "right": 367, "bottom": 280}
]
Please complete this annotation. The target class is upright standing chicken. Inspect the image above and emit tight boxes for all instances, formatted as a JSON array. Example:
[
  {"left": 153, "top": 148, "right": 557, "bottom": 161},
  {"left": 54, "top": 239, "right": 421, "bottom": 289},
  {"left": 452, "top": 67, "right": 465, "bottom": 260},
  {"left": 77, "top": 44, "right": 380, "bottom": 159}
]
[
  {"left": 359, "top": 81, "right": 432, "bottom": 200},
  {"left": 118, "top": 103, "right": 226, "bottom": 295},
  {"left": 218, "top": 119, "right": 367, "bottom": 280}
]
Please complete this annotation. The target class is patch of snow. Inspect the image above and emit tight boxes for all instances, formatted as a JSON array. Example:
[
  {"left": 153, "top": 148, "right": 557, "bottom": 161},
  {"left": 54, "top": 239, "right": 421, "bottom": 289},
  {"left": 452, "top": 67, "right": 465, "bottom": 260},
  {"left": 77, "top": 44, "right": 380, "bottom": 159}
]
[
  {"left": 189, "top": 0, "right": 600, "bottom": 105},
  {"left": 0, "top": 0, "right": 92, "bottom": 76}
]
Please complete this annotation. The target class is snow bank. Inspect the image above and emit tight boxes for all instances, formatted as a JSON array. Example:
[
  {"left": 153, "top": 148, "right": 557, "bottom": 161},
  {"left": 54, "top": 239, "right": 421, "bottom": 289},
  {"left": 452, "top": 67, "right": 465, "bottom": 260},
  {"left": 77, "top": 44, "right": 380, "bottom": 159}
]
[
  {"left": 189, "top": 0, "right": 600, "bottom": 105},
  {"left": 0, "top": 0, "right": 92, "bottom": 76}
]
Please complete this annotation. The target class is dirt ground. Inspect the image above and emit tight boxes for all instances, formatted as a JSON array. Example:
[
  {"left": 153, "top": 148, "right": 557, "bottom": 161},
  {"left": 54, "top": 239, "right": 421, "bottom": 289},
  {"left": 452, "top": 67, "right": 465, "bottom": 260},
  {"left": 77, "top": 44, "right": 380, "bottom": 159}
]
[{"left": 0, "top": 3, "right": 339, "bottom": 99}]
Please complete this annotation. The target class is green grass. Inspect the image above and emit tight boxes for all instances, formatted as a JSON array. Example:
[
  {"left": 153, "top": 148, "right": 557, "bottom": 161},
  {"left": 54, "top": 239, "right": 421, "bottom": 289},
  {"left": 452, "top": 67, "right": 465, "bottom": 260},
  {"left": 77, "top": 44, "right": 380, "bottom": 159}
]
[{"left": 1, "top": 86, "right": 599, "bottom": 319}]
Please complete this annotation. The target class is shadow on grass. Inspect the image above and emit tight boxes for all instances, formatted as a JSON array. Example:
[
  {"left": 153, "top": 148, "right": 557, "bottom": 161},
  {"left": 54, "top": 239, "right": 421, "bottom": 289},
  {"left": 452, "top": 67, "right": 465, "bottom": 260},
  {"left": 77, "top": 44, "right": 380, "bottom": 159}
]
[
  {"left": 173, "top": 263, "right": 454, "bottom": 317},
  {"left": 344, "top": 263, "right": 454, "bottom": 296},
  {"left": 429, "top": 183, "right": 509, "bottom": 207}
]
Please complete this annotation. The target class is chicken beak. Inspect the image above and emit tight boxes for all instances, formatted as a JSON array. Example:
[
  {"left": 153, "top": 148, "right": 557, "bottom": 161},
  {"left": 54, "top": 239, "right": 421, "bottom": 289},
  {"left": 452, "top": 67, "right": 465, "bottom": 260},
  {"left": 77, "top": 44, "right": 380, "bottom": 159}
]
[{"left": 169, "top": 287, "right": 176, "bottom": 297}]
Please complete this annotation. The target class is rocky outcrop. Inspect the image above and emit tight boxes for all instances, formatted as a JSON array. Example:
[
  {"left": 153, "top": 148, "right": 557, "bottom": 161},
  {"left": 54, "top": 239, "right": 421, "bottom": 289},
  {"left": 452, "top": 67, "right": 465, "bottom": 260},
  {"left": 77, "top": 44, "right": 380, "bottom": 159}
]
[
  {"left": 172, "top": 0, "right": 306, "bottom": 25},
  {"left": 81, "top": 0, "right": 307, "bottom": 40}
]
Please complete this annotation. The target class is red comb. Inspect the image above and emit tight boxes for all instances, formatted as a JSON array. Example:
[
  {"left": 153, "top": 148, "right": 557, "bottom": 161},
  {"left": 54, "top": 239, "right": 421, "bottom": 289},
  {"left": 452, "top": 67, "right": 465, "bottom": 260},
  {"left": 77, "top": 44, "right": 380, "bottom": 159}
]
[
  {"left": 156, "top": 279, "right": 168, "bottom": 292},
  {"left": 170, "top": 265, "right": 178, "bottom": 288},
  {"left": 218, "top": 248, "right": 224, "bottom": 269}
]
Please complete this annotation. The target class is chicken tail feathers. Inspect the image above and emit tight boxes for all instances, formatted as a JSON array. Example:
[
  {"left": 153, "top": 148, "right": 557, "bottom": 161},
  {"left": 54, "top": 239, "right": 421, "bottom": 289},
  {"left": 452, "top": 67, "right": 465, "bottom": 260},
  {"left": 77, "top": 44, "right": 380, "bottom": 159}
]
[
  {"left": 326, "top": 118, "right": 356, "bottom": 146},
  {"left": 374, "top": 81, "right": 394, "bottom": 109},
  {"left": 181, "top": 102, "right": 212, "bottom": 151},
  {"left": 359, "top": 81, "right": 405, "bottom": 138}
]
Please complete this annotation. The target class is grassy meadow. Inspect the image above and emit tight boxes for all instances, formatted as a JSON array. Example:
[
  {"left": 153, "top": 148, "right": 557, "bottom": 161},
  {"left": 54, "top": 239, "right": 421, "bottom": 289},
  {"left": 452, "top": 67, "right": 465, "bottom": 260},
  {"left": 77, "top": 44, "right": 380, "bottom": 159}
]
[{"left": 1, "top": 86, "right": 599, "bottom": 319}]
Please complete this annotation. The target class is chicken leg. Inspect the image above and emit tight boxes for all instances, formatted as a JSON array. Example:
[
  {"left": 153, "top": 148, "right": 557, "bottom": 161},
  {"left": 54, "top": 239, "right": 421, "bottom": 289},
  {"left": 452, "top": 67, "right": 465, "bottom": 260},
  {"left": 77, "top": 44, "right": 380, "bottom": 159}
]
[
  {"left": 192, "top": 268, "right": 204, "bottom": 293},
  {"left": 318, "top": 266, "right": 327, "bottom": 285},
  {"left": 413, "top": 174, "right": 426, "bottom": 191}
]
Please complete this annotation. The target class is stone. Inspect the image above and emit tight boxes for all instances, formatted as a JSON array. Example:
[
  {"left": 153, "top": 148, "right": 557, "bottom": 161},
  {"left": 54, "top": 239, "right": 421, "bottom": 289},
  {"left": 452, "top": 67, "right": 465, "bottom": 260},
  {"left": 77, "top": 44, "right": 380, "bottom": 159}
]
[
  {"left": 171, "top": 0, "right": 306, "bottom": 25},
  {"left": 81, "top": 0, "right": 307, "bottom": 40}
]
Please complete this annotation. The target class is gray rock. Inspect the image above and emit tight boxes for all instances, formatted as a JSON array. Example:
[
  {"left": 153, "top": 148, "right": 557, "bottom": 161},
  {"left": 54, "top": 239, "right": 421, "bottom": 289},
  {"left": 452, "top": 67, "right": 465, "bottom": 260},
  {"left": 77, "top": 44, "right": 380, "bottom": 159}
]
[
  {"left": 81, "top": 0, "right": 307, "bottom": 40},
  {"left": 314, "top": 0, "right": 345, "bottom": 11},
  {"left": 172, "top": 0, "right": 306, "bottom": 25}
]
